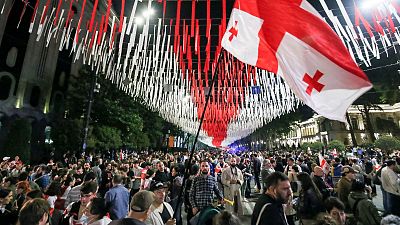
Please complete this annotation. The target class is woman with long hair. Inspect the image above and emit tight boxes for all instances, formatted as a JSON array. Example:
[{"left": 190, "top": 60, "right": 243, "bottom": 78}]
[
  {"left": 297, "top": 172, "right": 326, "bottom": 225},
  {"left": 15, "top": 180, "right": 31, "bottom": 210}
]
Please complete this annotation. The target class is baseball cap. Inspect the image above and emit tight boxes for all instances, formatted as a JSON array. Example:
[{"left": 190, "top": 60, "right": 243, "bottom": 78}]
[
  {"left": 130, "top": 190, "right": 155, "bottom": 212},
  {"left": 150, "top": 181, "right": 168, "bottom": 192}
]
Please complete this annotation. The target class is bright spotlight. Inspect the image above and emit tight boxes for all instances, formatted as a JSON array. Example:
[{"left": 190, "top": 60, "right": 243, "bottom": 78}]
[
  {"left": 142, "top": 8, "right": 155, "bottom": 18},
  {"left": 135, "top": 17, "right": 144, "bottom": 25},
  {"left": 362, "top": 0, "right": 385, "bottom": 10}
]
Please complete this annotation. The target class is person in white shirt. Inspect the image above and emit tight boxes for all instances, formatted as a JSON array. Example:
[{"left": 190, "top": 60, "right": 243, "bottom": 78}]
[
  {"left": 381, "top": 159, "right": 400, "bottom": 216},
  {"left": 145, "top": 182, "right": 176, "bottom": 225}
]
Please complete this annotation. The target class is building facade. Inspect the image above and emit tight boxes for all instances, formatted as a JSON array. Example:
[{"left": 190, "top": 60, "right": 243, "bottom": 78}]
[
  {"left": 279, "top": 103, "right": 400, "bottom": 147},
  {"left": 0, "top": 0, "right": 113, "bottom": 161}
]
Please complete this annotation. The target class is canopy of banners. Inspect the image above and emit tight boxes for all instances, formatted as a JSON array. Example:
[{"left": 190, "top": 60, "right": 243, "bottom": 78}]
[{"left": 2, "top": 0, "right": 399, "bottom": 147}]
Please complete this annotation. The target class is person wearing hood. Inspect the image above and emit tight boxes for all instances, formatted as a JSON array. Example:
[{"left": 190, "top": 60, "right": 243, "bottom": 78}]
[{"left": 348, "top": 177, "right": 381, "bottom": 225}]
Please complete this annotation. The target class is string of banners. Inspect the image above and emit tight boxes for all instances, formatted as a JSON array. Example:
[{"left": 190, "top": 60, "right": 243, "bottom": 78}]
[{"left": 1, "top": 0, "right": 399, "bottom": 147}]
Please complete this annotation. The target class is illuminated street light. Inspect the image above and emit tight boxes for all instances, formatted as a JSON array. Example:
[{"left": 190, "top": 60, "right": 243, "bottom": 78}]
[
  {"left": 362, "top": 0, "right": 385, "bottom": 10},
  {"left": 135, "top": 17, "right": 144, "bottom": 25},
  {"left": 142, "top": 8, "right": 155, "bottom": 18}
]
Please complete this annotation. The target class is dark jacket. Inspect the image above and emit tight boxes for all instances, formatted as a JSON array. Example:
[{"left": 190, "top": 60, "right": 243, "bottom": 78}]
[
  {"left": 251, "top": 193, "right": 288, "bottom": 225},
  {"left": 348, "top": 191, "right": 381, "bottom": 225},
  {"left": 297, "top": 188, "right": 325, "bottom": 220}
]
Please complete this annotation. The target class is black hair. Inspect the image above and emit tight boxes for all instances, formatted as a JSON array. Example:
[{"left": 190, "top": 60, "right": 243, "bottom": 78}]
[
  {"left": 45, "top": 181, "right": 62, "bottom": 196},
  {"left": 264, "top": 171, "right": 289, "bottom": 190},
  {"left": 325, "top": 197, "right": 345, "bottom": 213},
  {"left": 81, "top": 181, "right": 98, "bottom": 194},
  {"left": 26, "top": 190, "right": 43, "bottom": 199},
  {"left": 89, "top": 198, "right": 108, "bottom": 219},
  {"left": 18, "top": 172, "right": 29, "bottom": 181},
  {"left": 83, "top": 171, "right": 96, "bottom": 182}
]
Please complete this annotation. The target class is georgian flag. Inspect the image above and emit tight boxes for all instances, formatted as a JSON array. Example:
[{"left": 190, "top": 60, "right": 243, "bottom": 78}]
[{"left": 221, "top": 0, "right": 372, "bottom": 122}]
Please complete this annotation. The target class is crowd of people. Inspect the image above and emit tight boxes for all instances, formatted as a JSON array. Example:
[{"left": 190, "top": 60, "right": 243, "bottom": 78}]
[{"left": 0, "top": 148, "right": 399, "bottom": 225}]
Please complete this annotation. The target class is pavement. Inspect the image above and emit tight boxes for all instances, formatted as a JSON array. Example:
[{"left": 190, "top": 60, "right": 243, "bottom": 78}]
[{"left": 181, "top": 183, "right": 385, "bottom": 225}]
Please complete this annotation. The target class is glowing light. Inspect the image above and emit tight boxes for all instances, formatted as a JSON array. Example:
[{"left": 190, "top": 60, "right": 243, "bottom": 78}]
[
  {"left": 362, "top": 0, "right": 385, "bottom": 10},
  {"left": 142, "top": 8, "right": 155, "bottom": 18},
  {"left": 135, "top": 17, "right": 144, "bottom": 25}
]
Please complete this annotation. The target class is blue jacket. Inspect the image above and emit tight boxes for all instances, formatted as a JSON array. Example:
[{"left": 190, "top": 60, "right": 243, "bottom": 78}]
[{"left": 105, "top": 184, "right": 130, "bottom": 220}]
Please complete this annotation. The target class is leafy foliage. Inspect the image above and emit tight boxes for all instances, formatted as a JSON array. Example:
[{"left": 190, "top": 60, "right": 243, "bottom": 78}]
[
  {"left": 2, "top": 118, "right": 32, "bottom": 163},
  {"left": 301, "top": 141, "right": 324, "bottom": 152},
  {"left": 51, "top": 67, "right": 181, "bottom": 154},
  {"left": 327, "top": 140, "right": 345, "bottom": 152},
  {"left": 374, "top": 136, "right": 400, "bottom": 154}
]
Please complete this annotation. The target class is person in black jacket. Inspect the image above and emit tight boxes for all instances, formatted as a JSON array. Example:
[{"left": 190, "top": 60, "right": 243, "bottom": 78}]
[
  {"left": 251, "top": 172, "right": 292, "bottom": 225},
  {"left": 251, "top": 154, "right": 262, "bottom": 193}
]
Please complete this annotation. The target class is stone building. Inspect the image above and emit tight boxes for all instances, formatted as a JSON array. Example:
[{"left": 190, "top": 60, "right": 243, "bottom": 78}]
[
  {"left": 279, "top": 103, "right": 400, "bottom": 147},
  {"left": 0, "top": 0, "right": 114, "bottom": 161}
]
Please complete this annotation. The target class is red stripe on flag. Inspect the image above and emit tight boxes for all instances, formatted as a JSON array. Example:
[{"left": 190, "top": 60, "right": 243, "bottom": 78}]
[{"left": 191, "top": 0, "right": 196, "bottom": 37}]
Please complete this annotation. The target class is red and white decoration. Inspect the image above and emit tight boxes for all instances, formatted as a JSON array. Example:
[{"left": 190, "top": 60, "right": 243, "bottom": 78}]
[{"left": 2, "top": 0, "right": 399, "bottom": 147}]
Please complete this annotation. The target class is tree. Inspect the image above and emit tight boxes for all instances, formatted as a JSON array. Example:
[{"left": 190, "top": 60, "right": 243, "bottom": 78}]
[
  {"left": 51, "top": 119, "right": 84, "bottom": 158},
  {"left": 327, "top": 140, "right": 345, "bottom": 153},
  {"left": 301, "top": 141, "right": 324, "bottom": 152},
  {"left": 2, "top": 118, "right": 32, "bottom": 163},
  {"left": 374, "top": 136, "right": 400, "bottom": 155},
  {"left": 89, "top": 126, "right": 122, "bottom": 150}
]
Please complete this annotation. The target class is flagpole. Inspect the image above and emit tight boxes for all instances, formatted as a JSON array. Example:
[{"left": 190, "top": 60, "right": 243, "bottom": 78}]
[{"left": 173, "top": 49, "right": 224, "bottom": 218}]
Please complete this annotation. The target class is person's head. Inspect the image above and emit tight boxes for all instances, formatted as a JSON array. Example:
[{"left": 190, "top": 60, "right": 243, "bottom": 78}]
[
  {"left": 130, "top": 190, "right": 155, "bottom": 221},
  {"left": 84, "top": 198, "right": 108, "bottom": 222},
  {"left": 213, "top": 210, "right": 241, "bottom": 225},
  {"left": 112, "top": 174, "right": 123, "bottom": 186},
  {"left": 341, "top": 166, "right": 357, "bottom": 180},
  {"left": 150, "top": 182, "right": 168, "bottom": 205},
  {"left": 386, "top": 159, "right": 397, "bottom": 170},
  {"left": 45, "top": 181, "right": 62, "bottom": 196},
  {"left": 0, "top": 188, "right": 13, "bottom": 205},
  {"left": 351, "top": 176, "right": 367, "bottom": 193},
  {"left": 200, "top": 160, "right": 210, "bottom": 175},
  {"left": 146, "top": 169, "right": 155, "bottom": 179},
  {"left": 18, "top": 198, "right": 50, "bottom": 225},
  {"left": 263, "top": 159, "right": 271, "bottom": 168},
  {"left": 16, "top": 181, "right": 31, "bottom": 195},
  {"left": 325, "top": 197, "right": 346, "bottom": 225},
  {"left": 171, "top": 166, "right": 181, "bottom": 177},
  {"left": 80, "top": 181, "right": 98, "bottom": 205},
  {"left": 380, "top": 214, "right": 400, "bottom": 225},
  {"left": 218, "top": 156, "right": 224, "bottom": 163},
  {"left": 83, "top": 171, "right": 96, "bottom": 183},
  {"left": 63, "top": 175, "right": 75, "bottom": 187},
  {"left": 314, "top": 166, "right": 324, "bottom": 177},
  {"left": 230, "top": 158, "right": 237, "bottom": 167},
  {"left": 25, "top": 190, "right": 44, "bottom": 203},
  {"left": 298, "top": 172, "right": 322, "bottom": 199},
  {"left": 264, "top": 172, "right": 292, "bottom": 204},
  {"left": 190, "top": 164, "right": 200, "bottom": 176},
  {"left": 18, "top": 171, "right": 29, "bottom": 181},
  {"left": 156, "top": 161, "right": 165, "bottom": 172},
  {"left": 287, "top": 157, "right": 295, "bottom": 166}
]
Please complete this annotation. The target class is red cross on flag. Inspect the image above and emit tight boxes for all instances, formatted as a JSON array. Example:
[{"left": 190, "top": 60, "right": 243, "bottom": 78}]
[{"left": 221, "top": 0, "right": 372, "bottom": 122}]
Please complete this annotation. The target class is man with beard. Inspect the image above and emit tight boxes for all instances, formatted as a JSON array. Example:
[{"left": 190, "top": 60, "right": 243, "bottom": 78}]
[
  {"left": 189, "top": 160, "right": 224, "bottom": 216},
  {"left": 251, "top": 172, "right": 292, "bottom": 225},
  {"left": 222, "top": 158, "right": 244, "bottom": 215}
]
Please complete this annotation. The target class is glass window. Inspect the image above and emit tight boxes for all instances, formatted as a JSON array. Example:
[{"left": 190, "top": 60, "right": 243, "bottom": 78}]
[{"left": 0, "top": 76, "right": 12, "bottom": 100}]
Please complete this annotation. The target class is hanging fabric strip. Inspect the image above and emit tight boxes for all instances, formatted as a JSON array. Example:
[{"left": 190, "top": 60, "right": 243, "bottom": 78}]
[
  {"left": 191, "top": 0, "right": 196, "bottom": 37},
  {"left": 119, "top": 0, "right": 125, "bottom": 32}
]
